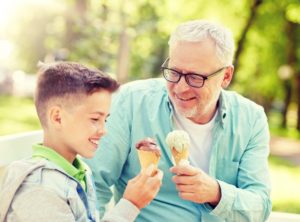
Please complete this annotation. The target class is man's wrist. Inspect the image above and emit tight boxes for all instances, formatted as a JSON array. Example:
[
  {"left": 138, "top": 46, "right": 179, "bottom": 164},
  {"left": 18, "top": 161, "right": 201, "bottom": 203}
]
[{"left": 209, "top": 180, "right": 221, "bottom": 207}]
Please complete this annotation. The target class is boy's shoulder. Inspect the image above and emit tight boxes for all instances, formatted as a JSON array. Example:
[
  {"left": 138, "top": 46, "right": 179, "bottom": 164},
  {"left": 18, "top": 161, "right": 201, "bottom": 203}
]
[
  {"left": 0, "top": 159, "right": 46, "bottom": 220},
  {"left": 1, "top": 159, "right": 75, "bottom": 206},
  {"left": 0, "top": 159, "right": 86, "bottom": 222},
  {"left": 2, "top": 159, "right": 47, "bottom": 188},
  {"left": 0, "top": 158, "right": 75, "bottom": 199}
]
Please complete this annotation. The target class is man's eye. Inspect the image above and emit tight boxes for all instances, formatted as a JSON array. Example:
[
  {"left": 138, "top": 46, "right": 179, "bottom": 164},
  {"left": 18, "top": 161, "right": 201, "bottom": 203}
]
[
  {"left": 170, "top": 70, "right": 179, "bottom": 76},
  {"left": 91, "top": 118, "right": 99, "bottom": 122},
  {"left": 189, "top": 75, "right": 203, "bottom": 82}
]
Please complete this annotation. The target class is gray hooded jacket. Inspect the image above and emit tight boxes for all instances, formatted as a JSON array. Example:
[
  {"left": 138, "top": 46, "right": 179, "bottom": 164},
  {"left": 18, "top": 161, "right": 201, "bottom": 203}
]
[{"left": 0, "top": 159, "right": 139, "bottom": 222}]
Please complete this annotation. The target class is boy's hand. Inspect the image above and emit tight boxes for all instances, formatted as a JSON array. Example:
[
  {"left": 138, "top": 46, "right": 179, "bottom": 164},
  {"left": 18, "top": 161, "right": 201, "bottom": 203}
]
[{"left": 123, "top": 164, "right": 163, "bottom": 209}]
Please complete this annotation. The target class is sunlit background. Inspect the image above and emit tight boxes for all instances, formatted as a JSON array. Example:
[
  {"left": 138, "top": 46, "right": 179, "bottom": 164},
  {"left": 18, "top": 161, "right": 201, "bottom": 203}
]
[{"left": 0, "top": 0, "right": 300, "bottom": 214}]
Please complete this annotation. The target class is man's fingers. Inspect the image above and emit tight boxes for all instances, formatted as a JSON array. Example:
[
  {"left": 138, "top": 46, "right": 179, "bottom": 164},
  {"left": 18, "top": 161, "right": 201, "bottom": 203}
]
[
  {"left": 170, "top": 165, "right": 199, "bottom": 176},
  {"left": 176, "top": 184, "right": 195, "bottom": 192},
  {"left": 178, "top": 192, "right": 195, "bottom": 201},
  {"left": 172, "top": 175, "right": 197, "bottom": 185}
]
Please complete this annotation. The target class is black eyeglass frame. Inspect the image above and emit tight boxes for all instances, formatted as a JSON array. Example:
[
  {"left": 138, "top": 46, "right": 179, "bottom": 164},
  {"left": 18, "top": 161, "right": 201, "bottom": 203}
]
[{"left": 161, "top": 58, "right": 227, "bottom": 88}]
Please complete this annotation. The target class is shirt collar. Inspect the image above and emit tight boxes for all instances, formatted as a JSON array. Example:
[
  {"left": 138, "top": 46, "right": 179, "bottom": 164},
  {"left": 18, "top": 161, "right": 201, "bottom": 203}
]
[
  {"left": 32, "top": 144, "right": 87, "bottom": 189},
  {"left": 217, "top": 90, "right": 228, "bottom": 127}
]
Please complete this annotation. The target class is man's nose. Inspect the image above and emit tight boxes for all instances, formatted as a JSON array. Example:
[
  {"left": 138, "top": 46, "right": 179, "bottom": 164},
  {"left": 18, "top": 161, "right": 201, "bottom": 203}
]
[{"left": 175, "top": 75, "right": 190, "bottom": 93}]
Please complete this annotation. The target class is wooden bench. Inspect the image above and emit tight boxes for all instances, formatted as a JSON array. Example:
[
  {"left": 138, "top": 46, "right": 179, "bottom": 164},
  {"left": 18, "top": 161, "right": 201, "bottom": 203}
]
[
  {"left": 0, "top": 130, "right": 299, "bottom": 221},
  {"left": 0, "top": 130, "right": 43, "bottom": 181}
]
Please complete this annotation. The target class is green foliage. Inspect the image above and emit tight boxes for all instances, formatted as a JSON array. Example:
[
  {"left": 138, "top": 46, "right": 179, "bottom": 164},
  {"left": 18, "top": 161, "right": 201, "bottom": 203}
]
[
  {"left": 3, "top": 1, "right": 64, "bottom": 73},
  {"left": 286, "top": 2, "right": 300, "bottom": 23},
  {"left": 3, "top": 0, "right": 299, "bottom": 102},
  {"left": 232, "top": 0, "right": 288, "bottom": 104}
]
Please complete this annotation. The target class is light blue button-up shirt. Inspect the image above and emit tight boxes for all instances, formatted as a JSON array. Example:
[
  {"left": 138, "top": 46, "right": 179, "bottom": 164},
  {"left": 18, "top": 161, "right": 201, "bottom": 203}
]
[{"left": 85, "top": 78, "right": 272, "bottom": 222}]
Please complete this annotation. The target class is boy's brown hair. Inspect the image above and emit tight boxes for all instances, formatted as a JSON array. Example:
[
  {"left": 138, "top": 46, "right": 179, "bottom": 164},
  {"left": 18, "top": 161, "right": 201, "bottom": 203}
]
[{"left": 35, "top": 61, "right": 119, "bottom": 127}]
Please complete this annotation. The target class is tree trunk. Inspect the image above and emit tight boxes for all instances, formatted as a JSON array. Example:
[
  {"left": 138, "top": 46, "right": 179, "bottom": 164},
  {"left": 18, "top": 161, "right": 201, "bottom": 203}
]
[
  {"left": 116, "top": 0, "right": 130, "bottom": 83},
  {"left": 281, "top": 81, "right": 292, "bottom": 128},
  {"left": 294, "top": 23, "right": 300, "bottom": 131},
  {"left": 296, "top": 74, "right": 300, "bottom": 130},
  {"left": 232, "top": 0, "right": 263, "bottom": 83},
  {"left": 281, "top": 21, "right": 297, "bottom": 128},
  {"left": 75, "top": 0, "right": 88, "bottom": 17},
  {"left": 65, "top": 0, "right": 88, "bottom": 50},
  {"left": 116, "top": 29, "right": 130, "bottom": 83}
]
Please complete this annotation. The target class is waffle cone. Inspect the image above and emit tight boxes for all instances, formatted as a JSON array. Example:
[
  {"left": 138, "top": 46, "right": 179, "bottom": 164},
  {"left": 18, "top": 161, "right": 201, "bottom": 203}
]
[
  {"left": 171, "top": 147, "right": 189, "bottom": 166},
  {"left": 137, "top": 149, "right": 160, "bottom": 171}
]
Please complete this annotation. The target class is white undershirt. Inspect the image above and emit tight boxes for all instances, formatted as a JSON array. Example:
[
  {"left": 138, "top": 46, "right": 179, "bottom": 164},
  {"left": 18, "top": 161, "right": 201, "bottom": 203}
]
[{"left": 173, "top": 109, "right": 218, "bottom": 174}]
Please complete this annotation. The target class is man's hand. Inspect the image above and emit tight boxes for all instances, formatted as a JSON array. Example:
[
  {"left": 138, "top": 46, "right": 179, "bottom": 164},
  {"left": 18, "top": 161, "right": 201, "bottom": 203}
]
[
  {"left": 170, "top": 164, "right": 221, "bottom": 206},
  {"left": 123, "top": 164, "right": 163, "bottom": 209}
]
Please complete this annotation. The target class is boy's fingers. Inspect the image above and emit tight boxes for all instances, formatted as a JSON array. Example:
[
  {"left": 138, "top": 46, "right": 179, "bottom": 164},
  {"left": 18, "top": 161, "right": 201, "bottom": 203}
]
[
  {"left": 146, "top": 171, "right": 163, "bottom": 190},
  {"left": 154, "top": 170, "right": 163, "bottom": 180},
  {"left": 131, "top": 172, "right": 142, "bottom": 182},
  {"left": 144, "top": 164, "right": 155, "bottom": 177}
]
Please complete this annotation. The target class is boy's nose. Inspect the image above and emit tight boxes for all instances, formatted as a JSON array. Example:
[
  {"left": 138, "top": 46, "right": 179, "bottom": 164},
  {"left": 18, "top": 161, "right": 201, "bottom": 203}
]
[{"left": 96, "top": 125, "right": 107, "bottom": 137}]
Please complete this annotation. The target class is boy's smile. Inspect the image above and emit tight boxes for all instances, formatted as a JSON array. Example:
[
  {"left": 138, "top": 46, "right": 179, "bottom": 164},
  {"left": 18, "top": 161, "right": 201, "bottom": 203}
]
[{"left": 89, "top": 138, "right": 100, "bottom": 147}]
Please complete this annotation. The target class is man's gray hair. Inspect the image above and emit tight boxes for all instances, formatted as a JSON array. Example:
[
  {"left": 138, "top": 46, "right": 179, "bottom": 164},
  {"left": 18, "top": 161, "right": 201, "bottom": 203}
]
[{"left": 168, "top": 20, "right": 235, "bottom": 66}]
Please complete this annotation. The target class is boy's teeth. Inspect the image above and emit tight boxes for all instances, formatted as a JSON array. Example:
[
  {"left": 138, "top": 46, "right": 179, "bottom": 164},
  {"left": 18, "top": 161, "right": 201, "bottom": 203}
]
[{"left": 90, "top": 139, "right": 99, "bottom": 145}]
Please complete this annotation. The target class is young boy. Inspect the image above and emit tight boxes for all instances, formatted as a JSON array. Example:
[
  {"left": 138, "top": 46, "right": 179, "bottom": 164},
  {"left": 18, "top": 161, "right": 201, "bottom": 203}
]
[{"left": 0, "top": 62, "right": 163, "bottom": 222}]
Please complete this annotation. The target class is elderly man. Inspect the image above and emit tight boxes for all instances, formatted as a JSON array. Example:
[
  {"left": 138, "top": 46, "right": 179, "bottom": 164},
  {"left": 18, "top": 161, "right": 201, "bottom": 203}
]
[{"left": 85, "top": 20, "right": 271, "bottom": 222}]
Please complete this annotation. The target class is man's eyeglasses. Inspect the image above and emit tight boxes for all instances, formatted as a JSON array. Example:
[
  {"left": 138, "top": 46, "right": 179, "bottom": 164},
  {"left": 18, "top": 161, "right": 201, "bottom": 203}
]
[{"left": 161, "top": 58, "right": 227, "bottom": 88}]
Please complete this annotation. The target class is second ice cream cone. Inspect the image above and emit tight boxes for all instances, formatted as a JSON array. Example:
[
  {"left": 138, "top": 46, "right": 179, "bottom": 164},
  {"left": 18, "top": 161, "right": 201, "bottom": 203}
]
[
  {"left": 171, "top": 147, "right": 189, "bottom": 166},
  {"left": 166, "top": 130, "right": 191, "bottom": 166}
]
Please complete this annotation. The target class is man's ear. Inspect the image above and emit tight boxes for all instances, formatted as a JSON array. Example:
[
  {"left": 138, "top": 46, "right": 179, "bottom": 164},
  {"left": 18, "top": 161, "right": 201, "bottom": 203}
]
[
  {"left": 48, "top": 105, "right": 62, "bottom": 129},
  {"left": 221, "top": 65, "right": 234, "bottom": 88}
]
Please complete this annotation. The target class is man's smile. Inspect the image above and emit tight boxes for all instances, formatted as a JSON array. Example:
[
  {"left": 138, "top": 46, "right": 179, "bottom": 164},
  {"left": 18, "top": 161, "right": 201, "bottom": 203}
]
[{"left": 174, "top": 94, "right": 196, "bottom": 102}]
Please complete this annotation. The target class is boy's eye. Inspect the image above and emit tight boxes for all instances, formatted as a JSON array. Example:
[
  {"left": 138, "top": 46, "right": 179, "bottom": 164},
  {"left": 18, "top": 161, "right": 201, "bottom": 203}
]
[
  {"left": 105, "top": 114, "right": 110, "bottom": 123},
  {"left": 91, "top": 118, "right": 99, "bottom": 122}
]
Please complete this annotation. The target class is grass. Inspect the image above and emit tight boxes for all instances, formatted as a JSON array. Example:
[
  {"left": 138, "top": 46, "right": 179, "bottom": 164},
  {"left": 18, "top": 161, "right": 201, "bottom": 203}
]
[
  {"left": 268, "top": 107, "right": 300, "bottom": 214},
  {"left": 269, "top": 155, "right": 300, "bottom": 214},
  {"left": 0, "top": 95, "right": 300, "bottom": 214},
  {"left": 0, "top": 95, "right": 40, "bottom": 135}
]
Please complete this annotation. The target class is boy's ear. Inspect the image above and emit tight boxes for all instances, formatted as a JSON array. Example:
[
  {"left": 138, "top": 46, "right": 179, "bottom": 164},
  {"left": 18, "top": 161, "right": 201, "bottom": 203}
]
[
  {"left": 221, "top": 65, "right": 234, "bottom": 89},
  {"left": 48, "top": 105, "right": 62, "bottom": 128}
]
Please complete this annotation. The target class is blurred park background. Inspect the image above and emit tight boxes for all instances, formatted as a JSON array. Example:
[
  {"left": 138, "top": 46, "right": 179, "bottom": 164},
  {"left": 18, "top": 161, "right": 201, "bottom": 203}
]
[{"left": 0, "top": 0, "right": 300, "bottom": 214}]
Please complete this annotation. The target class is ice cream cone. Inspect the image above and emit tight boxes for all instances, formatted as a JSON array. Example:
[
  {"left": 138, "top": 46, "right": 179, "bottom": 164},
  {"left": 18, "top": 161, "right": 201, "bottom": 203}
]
[
  {"left": 170, "top": 147, "right": 189, "bottom": 166},
  {"left": 166, "top": 130, "right": 190, "bottom": 166},
  {"left": 137, "top": 149, "right": 160, "bottom": 171},
  {"left": 135, "top": 138, "right": 161, "bottom": 175}
]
